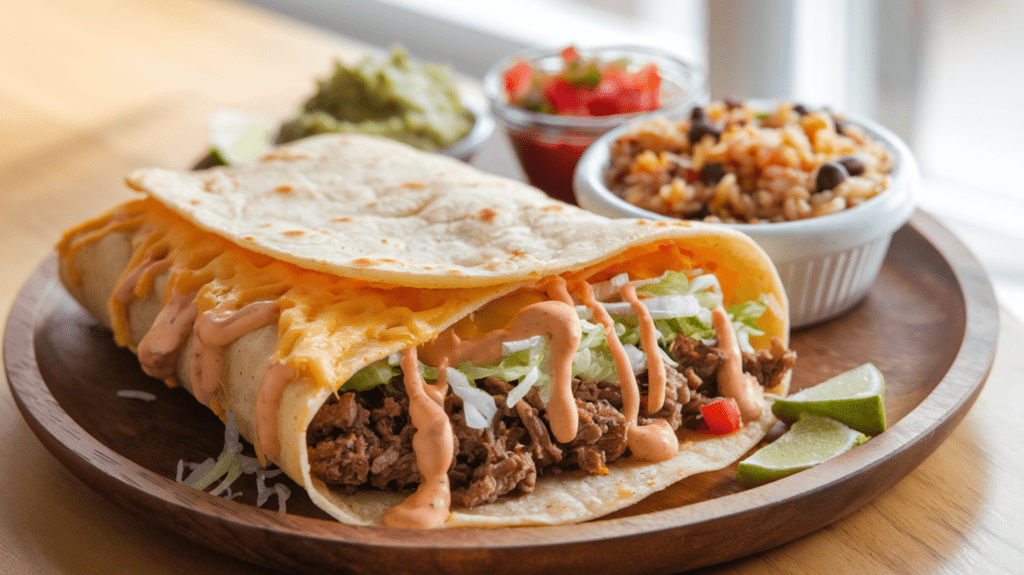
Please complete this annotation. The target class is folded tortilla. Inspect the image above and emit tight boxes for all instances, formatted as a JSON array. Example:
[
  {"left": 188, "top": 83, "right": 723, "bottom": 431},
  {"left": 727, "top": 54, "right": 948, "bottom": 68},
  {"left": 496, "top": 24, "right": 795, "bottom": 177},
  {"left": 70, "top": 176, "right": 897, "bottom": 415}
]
[{"left": 57, "top": 133, "right": 792, "bottom": 528}]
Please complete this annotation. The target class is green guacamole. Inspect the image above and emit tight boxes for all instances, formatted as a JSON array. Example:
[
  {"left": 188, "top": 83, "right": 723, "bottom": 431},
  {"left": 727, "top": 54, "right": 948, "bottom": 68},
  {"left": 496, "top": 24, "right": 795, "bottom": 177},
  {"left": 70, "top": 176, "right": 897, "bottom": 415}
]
[{"left": 276, "top": 46, "right": 474, "bottom": 151}]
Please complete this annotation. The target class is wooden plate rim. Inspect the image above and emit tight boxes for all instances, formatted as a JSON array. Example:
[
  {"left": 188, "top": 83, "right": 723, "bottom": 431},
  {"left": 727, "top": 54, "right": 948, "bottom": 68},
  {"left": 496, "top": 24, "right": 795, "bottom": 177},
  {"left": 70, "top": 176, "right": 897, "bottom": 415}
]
[{"left": 3, "top": 210, "right": 999, "bottom": 558}]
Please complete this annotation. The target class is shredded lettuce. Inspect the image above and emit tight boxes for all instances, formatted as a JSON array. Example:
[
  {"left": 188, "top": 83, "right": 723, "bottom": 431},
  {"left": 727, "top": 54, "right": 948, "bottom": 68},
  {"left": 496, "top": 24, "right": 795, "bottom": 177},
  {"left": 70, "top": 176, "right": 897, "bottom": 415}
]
[
  {"left": 446, "top": 367, "right": 498, "bottom": 427},
  {"left": 342, "top": 353, "right": 402, "bottom": 392},
  {"left": 339, "top": 269, "right": 772, "bottom": 425},
  {"left": 177, "top": 411, "right": 291, "bottom": 513},
  {"left": 729, "top": 297, "right": 769, "bottom": 336}
]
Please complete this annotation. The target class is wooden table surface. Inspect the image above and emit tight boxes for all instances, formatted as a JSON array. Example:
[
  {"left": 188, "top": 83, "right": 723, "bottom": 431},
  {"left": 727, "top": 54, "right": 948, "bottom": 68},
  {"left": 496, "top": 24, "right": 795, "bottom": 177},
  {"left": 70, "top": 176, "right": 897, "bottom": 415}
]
[{"left": 1, "top": 1, "right": 1021, "bottom": 573}]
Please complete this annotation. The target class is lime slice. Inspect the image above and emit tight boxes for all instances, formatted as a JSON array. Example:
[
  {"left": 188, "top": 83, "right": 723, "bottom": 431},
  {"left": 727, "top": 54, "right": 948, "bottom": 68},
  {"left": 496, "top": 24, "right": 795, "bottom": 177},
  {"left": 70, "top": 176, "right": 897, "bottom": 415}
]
[
  {"left": 772, "top": 363, "right": 887, "bottom": 435},
  {"left": 737, "top": 414, "right": 868, "bottom": 487},
  {"left": 207, "top": 109, "right": 274, "bottom": 166}
]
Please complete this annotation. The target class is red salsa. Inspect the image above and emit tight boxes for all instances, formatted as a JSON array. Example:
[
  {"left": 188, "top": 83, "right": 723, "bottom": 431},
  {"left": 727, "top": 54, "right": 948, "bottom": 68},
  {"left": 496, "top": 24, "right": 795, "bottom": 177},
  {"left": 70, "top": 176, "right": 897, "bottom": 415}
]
[
  {"left": 505, "top": 46, "right": 663, "bottom": 116},
  {"left": 501, "top": 46, "right": 664, "bottom": 203}
]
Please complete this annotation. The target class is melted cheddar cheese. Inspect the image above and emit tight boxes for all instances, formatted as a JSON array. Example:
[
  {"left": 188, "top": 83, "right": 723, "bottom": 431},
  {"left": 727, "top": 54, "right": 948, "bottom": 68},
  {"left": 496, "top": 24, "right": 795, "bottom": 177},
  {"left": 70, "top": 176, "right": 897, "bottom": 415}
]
[{"left": 58, "top": 198, "right": 515, "bottom": 460}]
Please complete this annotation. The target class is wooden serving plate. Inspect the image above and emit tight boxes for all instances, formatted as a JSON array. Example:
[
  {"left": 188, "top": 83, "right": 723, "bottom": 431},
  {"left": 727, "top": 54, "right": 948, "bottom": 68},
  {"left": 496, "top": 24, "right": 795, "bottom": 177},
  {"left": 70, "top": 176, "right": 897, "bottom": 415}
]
[{"left": 4, "top": 210, "right": 997, "bottom": 575}]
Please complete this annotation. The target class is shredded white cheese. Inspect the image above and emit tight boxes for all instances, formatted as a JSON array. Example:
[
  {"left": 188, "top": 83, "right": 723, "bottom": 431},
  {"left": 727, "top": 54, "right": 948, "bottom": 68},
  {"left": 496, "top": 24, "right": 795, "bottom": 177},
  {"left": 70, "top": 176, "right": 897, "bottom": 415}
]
[{"left": 175, "top": 411, "right": 291, "bottom": 513}]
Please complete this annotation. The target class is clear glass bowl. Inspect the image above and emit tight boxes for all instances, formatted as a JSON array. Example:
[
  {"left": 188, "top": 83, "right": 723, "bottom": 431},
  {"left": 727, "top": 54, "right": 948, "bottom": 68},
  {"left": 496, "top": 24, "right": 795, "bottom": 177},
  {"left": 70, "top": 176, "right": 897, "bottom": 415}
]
[{"left": 483, "top": 45, "right": 707, "bottom": 204}]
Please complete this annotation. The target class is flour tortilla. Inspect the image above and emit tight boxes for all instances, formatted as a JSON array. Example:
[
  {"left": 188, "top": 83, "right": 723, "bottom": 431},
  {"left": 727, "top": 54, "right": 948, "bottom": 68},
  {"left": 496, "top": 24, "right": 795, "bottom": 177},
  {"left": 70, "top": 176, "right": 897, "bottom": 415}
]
[{"left": 61, "top": 133, "right": 790, "bottom": 528}]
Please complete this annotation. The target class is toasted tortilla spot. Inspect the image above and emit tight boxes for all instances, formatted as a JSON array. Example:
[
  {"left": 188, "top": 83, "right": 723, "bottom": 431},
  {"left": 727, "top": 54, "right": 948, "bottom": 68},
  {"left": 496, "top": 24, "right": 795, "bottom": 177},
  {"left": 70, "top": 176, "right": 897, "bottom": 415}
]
[
  {"left": 400, "top": 181, "right": 428, "bottom": 189},
  {"left": 332, "top": 217, "right": 352, "bottom": 223},
  {"left": 274, "top": 185, "right": 294, "bottom": 194},
  {"left": 283, "top": 230, "right": 305, "bottom": 237},
  {"left": 200, "top": 172, "right": 237, "bottom": 196},
  {"left": 476, "top": 208, "right": 498, "bottom": 223}
]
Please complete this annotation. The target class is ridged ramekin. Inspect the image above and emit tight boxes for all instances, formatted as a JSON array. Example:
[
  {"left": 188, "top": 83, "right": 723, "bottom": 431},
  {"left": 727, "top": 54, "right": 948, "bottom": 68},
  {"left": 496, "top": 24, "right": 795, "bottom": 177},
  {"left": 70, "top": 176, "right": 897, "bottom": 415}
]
[{"left": 573, "top": 110, "right": 920, "bottom": 329}]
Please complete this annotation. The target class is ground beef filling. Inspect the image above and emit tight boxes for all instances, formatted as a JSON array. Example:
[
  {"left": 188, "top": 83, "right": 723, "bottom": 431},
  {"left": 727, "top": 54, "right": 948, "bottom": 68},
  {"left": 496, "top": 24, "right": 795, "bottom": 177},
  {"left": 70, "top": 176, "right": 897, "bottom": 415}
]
[{"left": 306, "top": 334, "right": 795, "bottom": 508}]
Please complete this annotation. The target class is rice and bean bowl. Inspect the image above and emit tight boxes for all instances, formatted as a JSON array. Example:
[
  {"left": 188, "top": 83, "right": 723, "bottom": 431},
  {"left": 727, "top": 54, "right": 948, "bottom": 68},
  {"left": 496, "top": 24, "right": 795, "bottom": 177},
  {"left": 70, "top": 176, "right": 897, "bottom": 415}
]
[{"left": 604, "top": 99, "right": 895, "bottom": 223}]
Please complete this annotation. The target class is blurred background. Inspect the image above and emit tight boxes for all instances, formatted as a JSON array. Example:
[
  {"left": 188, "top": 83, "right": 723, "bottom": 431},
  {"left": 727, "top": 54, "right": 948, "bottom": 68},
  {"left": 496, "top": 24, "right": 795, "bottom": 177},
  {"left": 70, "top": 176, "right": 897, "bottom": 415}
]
[{"left": 249, "top": 0, "right": 1024, "bottom": 319}]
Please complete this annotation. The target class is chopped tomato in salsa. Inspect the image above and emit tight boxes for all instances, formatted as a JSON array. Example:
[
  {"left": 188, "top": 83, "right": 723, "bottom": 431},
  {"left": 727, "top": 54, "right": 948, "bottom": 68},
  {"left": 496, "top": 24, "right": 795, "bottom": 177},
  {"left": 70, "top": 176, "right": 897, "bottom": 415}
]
[{"left": 504, "top": 46, "right": 662, "bottom": 116}]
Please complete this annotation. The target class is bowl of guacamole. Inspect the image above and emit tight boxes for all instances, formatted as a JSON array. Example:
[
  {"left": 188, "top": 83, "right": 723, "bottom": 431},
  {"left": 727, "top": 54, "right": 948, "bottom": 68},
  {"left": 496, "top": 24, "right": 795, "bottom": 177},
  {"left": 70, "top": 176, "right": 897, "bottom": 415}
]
[{"left": 203, "top": 46, "right": 493, "bottom": 168}]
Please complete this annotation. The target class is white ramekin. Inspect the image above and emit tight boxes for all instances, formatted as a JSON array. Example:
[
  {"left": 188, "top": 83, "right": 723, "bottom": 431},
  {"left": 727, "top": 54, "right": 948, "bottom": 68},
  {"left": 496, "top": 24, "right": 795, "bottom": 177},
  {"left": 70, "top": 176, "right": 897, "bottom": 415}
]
[{"left": 573, "top": 109, "right": 920, "bottom": 329}]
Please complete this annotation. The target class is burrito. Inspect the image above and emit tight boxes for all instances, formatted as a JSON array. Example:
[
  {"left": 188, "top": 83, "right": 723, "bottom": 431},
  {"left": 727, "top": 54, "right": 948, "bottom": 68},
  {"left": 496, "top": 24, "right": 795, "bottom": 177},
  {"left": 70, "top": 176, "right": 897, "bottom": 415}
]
[{"left": 57, "top": 133, "right": 795, "bottom": 529}]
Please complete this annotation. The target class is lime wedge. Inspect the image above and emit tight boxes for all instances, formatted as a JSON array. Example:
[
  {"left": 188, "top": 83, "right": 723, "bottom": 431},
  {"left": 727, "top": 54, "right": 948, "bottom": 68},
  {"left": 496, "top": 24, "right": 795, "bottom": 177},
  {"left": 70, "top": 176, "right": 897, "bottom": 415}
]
[
  {"left": 737, "top": 415, "right": 868, "bottom": 487},
  {"left": 207, "top": 109, "right": 274, "bottom": 166},
  {"left": 772, "top": 363, "right": 887, "bottom": 435}
]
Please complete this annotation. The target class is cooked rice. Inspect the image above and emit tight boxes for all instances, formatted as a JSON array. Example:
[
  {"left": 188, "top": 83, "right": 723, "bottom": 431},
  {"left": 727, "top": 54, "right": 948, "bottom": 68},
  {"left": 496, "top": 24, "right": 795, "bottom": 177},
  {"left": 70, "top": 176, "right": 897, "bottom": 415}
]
[{"left": 604, "top": 100, "right": 895, "bottom": 223}]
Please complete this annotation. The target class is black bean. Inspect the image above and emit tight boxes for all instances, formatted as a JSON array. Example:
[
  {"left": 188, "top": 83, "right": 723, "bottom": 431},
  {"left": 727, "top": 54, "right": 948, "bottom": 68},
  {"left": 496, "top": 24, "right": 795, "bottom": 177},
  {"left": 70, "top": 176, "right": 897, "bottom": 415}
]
[
  {"left": 688, "top": 119, "right": 721, "bottom": 144},
  {"left": 690, "top": 106, "right": 706, "bottom": 121},
  {"left": 699, "top": 162, "right": 726, "bottom": 185},
  {"left": 836, "top": 156, "right": 865, "bottom": 177},
  {"left": 724, "top": 96, "right": 743, "bottom": 110},
  {"left": 825, "top": 109, "right": 847, "bottom": 135},
  {"left": 816, "top": 162, "right": 849, "bottom": 192},
  {"left": 793, "top": 103, "right": 810, "bottom": 116}
]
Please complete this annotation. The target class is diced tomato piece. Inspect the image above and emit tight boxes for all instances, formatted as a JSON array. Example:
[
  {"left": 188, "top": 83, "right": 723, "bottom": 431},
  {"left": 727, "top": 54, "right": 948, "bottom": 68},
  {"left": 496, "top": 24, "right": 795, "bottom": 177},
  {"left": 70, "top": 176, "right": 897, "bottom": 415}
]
[
  {"left": 585, "top": 78, "right": 620, "bottom": 116},
  {"left": 586, "top": 94, "right": 619, "bottom": 116},
  {"left": 622, "top": 65, "right": 661, "bottom": 112},
  {"left": 560, "top": 45, "right": 581, "bottom": 64},
  {"left": 629, "top": 63, "right": 660, "bottom": 90},
  {"left": 698, "top": 398, "right": 742, "bottom": 435},
  {"left": 544, "top": 78, "right": 589, "bottom": 115},
  {"left": 504, "top": 61, "right": 534, "bottom": 101},
  {"left": 600, "top": 64, "right": 627, "bottom": 83}
]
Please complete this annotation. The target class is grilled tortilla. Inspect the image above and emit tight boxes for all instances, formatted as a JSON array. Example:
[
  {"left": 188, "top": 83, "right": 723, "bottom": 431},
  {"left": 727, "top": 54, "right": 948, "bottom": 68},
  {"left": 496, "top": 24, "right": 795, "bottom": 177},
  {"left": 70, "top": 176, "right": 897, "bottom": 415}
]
[{"left": 57, "top": 133, "right": 792, "bottom": 528}]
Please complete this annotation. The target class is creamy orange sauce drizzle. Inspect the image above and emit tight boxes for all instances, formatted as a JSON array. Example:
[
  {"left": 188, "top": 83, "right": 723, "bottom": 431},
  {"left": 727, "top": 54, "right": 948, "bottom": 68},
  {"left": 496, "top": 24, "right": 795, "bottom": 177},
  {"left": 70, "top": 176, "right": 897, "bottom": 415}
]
[
  {"left": 255, "top": 360, "right": 296, "bottom": 462},
  {"left": 577, "top": 281, "right": 678, "bottom": 462},
  {"left": 382, "top": 349, "right": 454, "bottom": 529},
  {"left": 112, "top": 254, "right": 168, "bottom": 305},
  {"left": 619, "top": 283, "right": 667, "bottom": 414},
  {"left": 711, "top": 306, "right": 763, "bottom": 421},
  {"left": 111, "top": 254, "right": 172, "bottom": 347},
  {"left": 541, "top": 275, "right": 575, "bottom": 306},
  {"left": 137, "top": 289, "right": 198, "bottom": 383},
  {"left": 190, "top": 300, "right": 280, "bottom": 405},
  {"left": 419, "top": 300, "right": 581, "bottom": 443}
]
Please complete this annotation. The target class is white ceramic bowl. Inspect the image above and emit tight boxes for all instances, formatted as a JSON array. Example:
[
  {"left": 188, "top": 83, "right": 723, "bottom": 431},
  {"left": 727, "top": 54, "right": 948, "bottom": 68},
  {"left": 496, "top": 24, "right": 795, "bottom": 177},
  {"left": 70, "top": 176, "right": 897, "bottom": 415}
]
[{"left": 573, "top": 109, "right": 920, "bottom": 328}]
